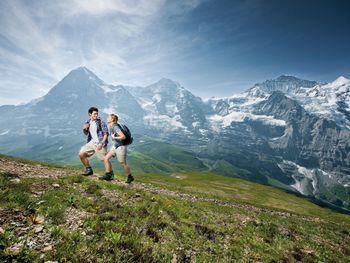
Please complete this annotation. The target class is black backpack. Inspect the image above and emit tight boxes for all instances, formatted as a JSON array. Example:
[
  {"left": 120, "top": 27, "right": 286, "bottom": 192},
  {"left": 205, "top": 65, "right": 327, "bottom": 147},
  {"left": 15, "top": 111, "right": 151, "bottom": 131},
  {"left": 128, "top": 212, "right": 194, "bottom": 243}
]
[{"left": 117, "top": 124, "right": 133, "bottom": 146}]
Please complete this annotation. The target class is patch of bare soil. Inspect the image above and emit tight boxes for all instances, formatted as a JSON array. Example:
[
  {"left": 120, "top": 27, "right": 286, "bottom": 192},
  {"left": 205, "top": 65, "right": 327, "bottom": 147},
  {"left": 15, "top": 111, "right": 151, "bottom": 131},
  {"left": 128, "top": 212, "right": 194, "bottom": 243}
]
[
  {"left": 64, "top": 207, "right": 94, "bottom": 230},
  {"left": 0, "top": 208, "right": 54, "bottom": 254},
  {"left": 0, "top": 157, "right": 69, "bottom": 179}
]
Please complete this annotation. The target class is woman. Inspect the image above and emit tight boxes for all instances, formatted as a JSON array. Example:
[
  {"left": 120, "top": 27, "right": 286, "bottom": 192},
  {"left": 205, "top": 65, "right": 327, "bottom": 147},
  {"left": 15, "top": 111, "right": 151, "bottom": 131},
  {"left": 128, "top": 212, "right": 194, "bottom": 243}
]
[{"left": 99, "top": 113, "right": 134, "bottom": 183}]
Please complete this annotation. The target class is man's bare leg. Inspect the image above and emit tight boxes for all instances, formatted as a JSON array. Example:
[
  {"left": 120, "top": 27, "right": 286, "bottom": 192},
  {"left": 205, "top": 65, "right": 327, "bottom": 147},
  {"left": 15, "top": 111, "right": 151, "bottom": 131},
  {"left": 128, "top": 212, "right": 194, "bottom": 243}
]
[
  {"left": 79, "top": 151, "right": 93, "bottom": 176},
  {"left": 79, "top": 151, "right": 90, "bottom": 167}
]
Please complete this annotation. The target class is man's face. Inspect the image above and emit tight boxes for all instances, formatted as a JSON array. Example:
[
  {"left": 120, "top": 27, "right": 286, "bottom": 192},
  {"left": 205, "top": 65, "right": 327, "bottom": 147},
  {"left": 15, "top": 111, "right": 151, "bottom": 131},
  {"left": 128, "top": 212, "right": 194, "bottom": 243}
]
[{"left": 89, "top": 111, "right": 98, "bottom": 121}]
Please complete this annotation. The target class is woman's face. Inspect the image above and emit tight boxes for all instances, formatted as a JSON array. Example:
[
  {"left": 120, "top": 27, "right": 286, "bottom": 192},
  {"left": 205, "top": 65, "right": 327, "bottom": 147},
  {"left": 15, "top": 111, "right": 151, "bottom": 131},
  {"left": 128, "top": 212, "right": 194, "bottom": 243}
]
[
  {"left": 108, "top": 115, "right": 115, "bottom": 124},
  {"left": 107, "top": 115, "right": 113, "bottom": 123}
]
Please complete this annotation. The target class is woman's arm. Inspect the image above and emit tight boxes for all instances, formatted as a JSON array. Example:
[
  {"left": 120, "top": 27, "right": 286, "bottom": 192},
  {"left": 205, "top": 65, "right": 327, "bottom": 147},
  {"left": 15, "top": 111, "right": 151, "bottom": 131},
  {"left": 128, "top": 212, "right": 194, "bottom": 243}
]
[{"left": 112, "top": 130, "right": 126, "bottom": 140}]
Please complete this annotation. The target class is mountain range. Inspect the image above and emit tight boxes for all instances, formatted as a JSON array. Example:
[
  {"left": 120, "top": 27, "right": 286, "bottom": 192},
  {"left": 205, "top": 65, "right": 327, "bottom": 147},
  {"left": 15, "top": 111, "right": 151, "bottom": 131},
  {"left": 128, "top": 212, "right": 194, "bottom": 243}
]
[{"left": 1, "top": 67, "right": 349, "bottom": 209}]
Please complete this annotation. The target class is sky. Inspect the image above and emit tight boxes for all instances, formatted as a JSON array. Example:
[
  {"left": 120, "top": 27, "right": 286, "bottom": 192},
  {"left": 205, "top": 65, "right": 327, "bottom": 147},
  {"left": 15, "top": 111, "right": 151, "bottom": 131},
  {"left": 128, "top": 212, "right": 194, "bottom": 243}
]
[{"left": 0, "top": 0, "right": 350, "bottom": 105}]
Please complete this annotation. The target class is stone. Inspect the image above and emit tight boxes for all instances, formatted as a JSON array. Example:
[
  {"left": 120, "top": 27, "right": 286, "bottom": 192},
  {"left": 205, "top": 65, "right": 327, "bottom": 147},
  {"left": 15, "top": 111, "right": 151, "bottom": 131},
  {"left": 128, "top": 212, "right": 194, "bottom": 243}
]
[
  {"left": 5, "top": 243, "right": 23, "bottom": 255},
  {"left": 0, "top": 227, "right": 5, "bottom": 234},
  {"left": 34, "top": 225, "right": 44, "bottom": 233},
  {"left": 52, "top": 183, "right": 60, "bottom": 188},
  {"left": 10, "top": 178, "right": 21, "bottom": 184},
  {"left": 42, "top": 245, "right": 53, "bottom": 252}
]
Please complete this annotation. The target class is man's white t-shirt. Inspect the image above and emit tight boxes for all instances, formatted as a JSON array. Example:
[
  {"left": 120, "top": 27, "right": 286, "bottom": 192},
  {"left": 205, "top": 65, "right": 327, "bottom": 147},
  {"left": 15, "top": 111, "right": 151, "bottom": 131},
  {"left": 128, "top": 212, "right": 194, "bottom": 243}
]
[{"left": 89, "top": 120, "right": 99, "bottom": 143}]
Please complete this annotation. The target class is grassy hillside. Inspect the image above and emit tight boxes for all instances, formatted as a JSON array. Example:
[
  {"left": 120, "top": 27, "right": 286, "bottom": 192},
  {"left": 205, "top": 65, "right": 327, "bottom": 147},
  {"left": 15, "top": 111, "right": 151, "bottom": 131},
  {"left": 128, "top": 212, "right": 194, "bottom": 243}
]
[
  {"left": 3, "top": 135, "right": 350, "bottom": 211},
  {"left": 0, "top": 155, "right": 349, "bottom": 262}
]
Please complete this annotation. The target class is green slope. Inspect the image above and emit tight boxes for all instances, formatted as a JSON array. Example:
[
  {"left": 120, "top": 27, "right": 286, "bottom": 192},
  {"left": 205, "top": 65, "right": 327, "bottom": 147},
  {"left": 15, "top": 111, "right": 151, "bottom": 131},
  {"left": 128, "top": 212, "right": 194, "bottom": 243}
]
[{"left": 0, "top": 155, "right": 349, "bottom": 262}]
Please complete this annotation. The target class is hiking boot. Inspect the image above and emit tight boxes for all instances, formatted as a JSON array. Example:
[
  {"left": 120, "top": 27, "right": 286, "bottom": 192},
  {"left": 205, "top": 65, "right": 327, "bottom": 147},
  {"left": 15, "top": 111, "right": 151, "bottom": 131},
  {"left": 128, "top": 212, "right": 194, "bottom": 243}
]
[
  {"left": 99, "top": 172, "right": 114, "bottom": 181},
  {"left": 125, "top": 174, "right": 134, "bottom": 184},
  {"left": 82, "top": 167, "right": 93, "bottom": 176}
]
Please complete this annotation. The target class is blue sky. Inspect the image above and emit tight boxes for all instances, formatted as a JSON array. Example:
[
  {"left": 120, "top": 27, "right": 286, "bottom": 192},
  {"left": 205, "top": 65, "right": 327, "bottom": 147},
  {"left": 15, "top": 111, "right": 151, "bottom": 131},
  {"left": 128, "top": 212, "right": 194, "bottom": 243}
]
[{"left": 0, "top": 0, "right": 349, "bottom": 105}]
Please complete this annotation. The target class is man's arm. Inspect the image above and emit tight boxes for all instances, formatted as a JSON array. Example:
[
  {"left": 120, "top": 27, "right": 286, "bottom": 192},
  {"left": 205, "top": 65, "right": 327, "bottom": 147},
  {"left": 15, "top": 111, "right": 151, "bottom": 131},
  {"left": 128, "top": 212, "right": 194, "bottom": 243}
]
[
  {"left": 101, "top": 133, "right": 108, "bottom": 145},
  {"left": 97, "top": 121, "right": 109, "bottom": 149},
  {"left": 96, "top": 132, "right": 108, "bottom": 150},
  {"left": 83, "top": 123, "right": 89, "bottom": 135}
]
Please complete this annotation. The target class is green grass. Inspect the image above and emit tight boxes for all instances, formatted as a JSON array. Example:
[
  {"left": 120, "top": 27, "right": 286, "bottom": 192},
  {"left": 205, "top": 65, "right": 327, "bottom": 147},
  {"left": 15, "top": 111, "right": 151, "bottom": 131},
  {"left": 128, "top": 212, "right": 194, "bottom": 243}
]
[
  {"left": 135, "top": 172, "right": 350, "bottom": 225},
  {"left": 1, "top": 156, "right": 350, "bottom": 262}
]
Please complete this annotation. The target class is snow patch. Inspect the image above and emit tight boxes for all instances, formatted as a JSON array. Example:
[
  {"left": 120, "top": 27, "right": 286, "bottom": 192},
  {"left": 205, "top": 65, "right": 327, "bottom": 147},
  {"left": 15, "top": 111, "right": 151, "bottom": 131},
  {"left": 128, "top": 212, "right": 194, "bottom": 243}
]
[
  {"left": 329, "top": 76, "right": 350, "bottom": 88},
  {"left": 208, "top": 112, "right": 286, "bottom": 128},
  {"left": 152, "top": 94, "right": 162, "bottom": 103},
  {"left": 278, "top": 161, "right": 340, "bottom": 196},
  {"left": 143, "top": 114, "right": 185, "bottom": 131},
  {"left": 0, "top": 130, "right": 9, "bottom": 136},
  {"left": 192, "top": 121, "right": 200, "bottom": 128}
]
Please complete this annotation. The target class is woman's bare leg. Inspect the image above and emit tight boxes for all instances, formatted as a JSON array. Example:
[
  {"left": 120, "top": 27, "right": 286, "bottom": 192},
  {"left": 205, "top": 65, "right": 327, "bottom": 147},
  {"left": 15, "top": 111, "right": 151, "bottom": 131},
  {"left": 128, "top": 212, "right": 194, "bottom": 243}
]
[{"left": 120, "top": 162, "right": 131, "bottom": 175}]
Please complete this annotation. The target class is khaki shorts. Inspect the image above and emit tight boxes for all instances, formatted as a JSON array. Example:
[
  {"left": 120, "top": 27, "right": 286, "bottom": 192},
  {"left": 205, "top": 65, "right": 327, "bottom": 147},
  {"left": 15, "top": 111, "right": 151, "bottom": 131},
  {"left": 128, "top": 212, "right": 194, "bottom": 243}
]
[
  {"left": 109, "top": 145, "right": 127, "bottom": 163},
  {"left": 79, "top": 141, "right": 107, "bottom": 160}
]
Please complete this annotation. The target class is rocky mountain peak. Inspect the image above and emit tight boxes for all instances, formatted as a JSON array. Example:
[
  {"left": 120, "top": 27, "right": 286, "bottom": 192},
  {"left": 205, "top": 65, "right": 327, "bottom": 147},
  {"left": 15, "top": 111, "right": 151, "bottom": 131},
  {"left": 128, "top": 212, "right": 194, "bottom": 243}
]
[
  {"left": 46, "top": 67, "right": 104, "bottom": 97},
  {"left": 146, "top": 78, "right": 184, "bottom": 95},
  {"left": 330, "top": 76, "right": 350, "bottom": 87},
  {"left": 246, "top": 75, "right": 319, "bottom": 97}
]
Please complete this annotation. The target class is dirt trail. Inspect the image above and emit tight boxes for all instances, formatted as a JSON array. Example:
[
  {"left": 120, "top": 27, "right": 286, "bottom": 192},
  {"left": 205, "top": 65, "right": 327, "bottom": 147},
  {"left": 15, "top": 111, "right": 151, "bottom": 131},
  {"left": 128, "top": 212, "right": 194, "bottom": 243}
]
[{"left": 0, "top": 157, "right": 69, "bottom": 178}]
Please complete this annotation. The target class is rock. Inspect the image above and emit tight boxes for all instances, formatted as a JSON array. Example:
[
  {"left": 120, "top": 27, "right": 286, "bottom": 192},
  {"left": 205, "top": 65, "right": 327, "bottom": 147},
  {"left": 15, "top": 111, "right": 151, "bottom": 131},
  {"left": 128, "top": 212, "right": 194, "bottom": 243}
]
[
  {"left": 31, "top": 191, "right": 43, "bottom": 196},
  {"left": 138, "top": 227, "right": 146, "bottom": 234},
  {"left": 5, "top": 243, "right": 23, "bottom": 255},
  {"left": 52, "top": 183, "right": 60, "bottom": 188},
  {"left": 10, "top": 178, "right": 21, "bottom": 184},
  {"left": 44, "top": 261, "right": 58, "bottom": 263},
  {"left": 42, "top": 245, "right": 53, "bottom": 252},
  {"left": 16, "top": 227, "right": 30, "bottom": 236},
  {"left": 0, "top": 227, "right": 5, "bottom": 234},
  {"left": 34, "top": 225, "right": 44, "bottom": 233},
  {"left": 134, "top": 193, "right": 141, "bottom": 198}
]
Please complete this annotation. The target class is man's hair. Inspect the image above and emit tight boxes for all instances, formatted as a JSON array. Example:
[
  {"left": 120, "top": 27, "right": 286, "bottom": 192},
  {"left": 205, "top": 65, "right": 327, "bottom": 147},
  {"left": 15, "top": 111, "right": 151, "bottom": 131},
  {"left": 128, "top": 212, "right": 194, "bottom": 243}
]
[{"left": 88, "top": 107, "right": 98, "bottom": 114}]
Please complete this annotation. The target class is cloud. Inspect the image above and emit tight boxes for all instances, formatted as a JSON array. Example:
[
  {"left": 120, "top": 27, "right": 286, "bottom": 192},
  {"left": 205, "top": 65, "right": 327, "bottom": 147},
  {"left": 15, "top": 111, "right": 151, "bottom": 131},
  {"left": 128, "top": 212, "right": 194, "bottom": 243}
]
[{"left": 0, "top": 0, "right": 208, "bottom": 105}]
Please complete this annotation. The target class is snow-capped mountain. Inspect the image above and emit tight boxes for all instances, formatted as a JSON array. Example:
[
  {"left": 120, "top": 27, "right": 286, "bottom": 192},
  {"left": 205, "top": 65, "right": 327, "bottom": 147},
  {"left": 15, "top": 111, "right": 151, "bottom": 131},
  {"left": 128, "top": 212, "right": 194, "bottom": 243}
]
[
  {"left": 1, "top": 67, "right": 349, "bottom": 209},
  {"left": 125, "top": 78, "right": 211, "bottom": 136},
  {"left": 293, "top": 76, "right": 350, "bottom": 129}
]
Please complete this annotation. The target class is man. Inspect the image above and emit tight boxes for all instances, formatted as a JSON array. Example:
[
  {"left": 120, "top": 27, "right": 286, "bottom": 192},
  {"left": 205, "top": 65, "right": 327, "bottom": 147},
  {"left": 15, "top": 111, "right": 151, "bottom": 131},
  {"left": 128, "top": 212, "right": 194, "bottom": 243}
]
[
  {"left": 100, "top": 113, "right": 134, "bottom": 183},
  {"left": 79, "top": 107, "right": 108, "bottom": 176}
]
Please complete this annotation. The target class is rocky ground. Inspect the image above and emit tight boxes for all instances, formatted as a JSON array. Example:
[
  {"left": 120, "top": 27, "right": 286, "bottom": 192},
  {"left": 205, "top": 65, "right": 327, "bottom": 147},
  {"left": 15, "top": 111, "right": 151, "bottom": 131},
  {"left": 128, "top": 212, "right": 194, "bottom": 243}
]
[{"left": 0, "top": 157, "right": 70, "bottom": 179}]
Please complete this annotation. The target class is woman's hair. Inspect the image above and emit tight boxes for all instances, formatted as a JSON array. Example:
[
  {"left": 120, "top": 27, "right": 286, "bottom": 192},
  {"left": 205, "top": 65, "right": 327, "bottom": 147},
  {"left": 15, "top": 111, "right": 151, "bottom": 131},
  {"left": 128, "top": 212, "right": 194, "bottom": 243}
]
[{"left": 108, "top": 113, "right": 118, "bottom": 129}]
